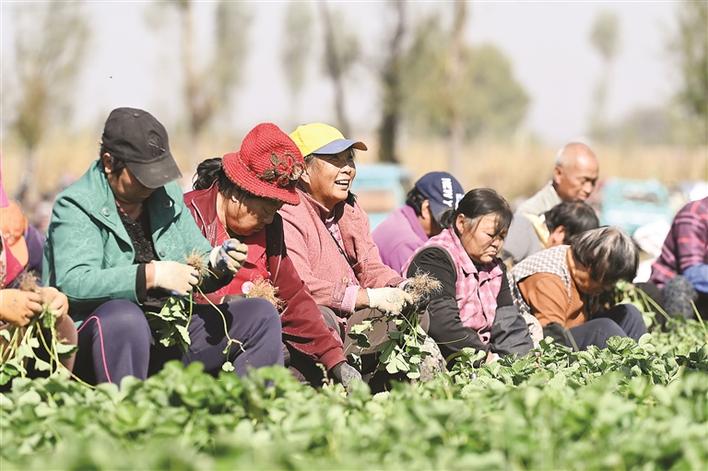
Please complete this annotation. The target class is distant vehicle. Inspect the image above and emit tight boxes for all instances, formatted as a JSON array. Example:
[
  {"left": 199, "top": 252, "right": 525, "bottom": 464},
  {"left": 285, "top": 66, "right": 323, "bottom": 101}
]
[
  {"left": 351, "top": 163, "right": 411, "bottom": 229},
  {"left": 599, "top": 178, "right": 673, "bottom": 235}
]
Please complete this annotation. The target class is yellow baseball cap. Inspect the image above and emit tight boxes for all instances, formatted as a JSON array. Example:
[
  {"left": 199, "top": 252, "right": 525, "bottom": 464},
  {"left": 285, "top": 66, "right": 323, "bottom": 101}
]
[{"left": 289, "top": 123, "right": 367, "bottom": 157}]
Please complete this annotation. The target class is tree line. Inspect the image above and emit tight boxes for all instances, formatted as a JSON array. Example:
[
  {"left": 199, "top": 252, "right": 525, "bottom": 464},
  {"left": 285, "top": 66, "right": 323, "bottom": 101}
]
[{"left": 4, "top": 1, "right": 707, "bottom": 207}]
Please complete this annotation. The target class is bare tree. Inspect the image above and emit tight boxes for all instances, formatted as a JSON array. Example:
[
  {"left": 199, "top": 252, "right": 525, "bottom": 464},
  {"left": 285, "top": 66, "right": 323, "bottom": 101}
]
[
  {"left": 588, "top": 10, "right": 620, "bottom": 141},
  {"left": 319, "top": 1, "right": 360, "bottom": 136},
  {"left": 156, "top": 1, "right": 250, "bottom": 168},
  {"left": 446, "top": 0, "right": 468, "bottom": 176},
  {"left": 377, "top": 1, "right": 407, "bottom": 164},
  {"left": 281, "top": 2, "right": 313, "bottom": 126},
  {"left": 9, "top": 2, "right": 89, "bottom": 207},
  {"left": 402, "top": 8, "right": 528, "bottom": 151},
  {"left": 670, "top": 0, "right": 708, "bottom": 145}
]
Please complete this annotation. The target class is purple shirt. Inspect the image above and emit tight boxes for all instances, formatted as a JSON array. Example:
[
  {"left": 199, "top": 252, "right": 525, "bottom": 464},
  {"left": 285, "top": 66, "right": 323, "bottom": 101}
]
[
  {"left": 650, "top": 197, "right": 708, "bottom": 290},
  {"left": 372, "top": 205, "right": 428, "bottom": 274}
]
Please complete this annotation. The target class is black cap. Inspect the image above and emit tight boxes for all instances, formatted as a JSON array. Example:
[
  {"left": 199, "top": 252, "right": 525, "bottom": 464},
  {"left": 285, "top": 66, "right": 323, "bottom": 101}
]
[{"left": 101, "top": 107, "right": 182, "bottom": 189}]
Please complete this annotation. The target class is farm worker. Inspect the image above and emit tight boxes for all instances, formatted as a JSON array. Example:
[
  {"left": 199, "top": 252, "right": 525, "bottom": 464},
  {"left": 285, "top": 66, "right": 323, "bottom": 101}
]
[
  {"left": 403, "top": 189, "right": 536, "bottom": 365},
  {"left": 510, "top": 227, "right": 647, "bottom": 350},
  {"left": 280, "top": 123, "right": 429, "bottom": 370},
  {"left": 507, "top": 201, "right": 600, "bottom": 260},
  {"left": 184, "top": 123, "right": 361, "bottom": 389},
  {"left": 503, "top": 142, "right": 599, "bottom": 265},
  {"left": 373, "top": 171, "right": 464, "bottom": 274},
  {"left": 43, "top": 107, "right": 283, "bottom": 385},
  {"left": 650, "top": 197, "right": 708, "bottom": 319},
  {"left": 0, "top": 168, "right": 76, "bottom": 372}
]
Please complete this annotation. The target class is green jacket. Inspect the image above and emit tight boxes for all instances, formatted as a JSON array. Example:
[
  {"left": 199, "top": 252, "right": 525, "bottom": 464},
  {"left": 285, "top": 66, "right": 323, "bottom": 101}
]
[{"left": 43, "top": 161, "right": 214, "bottom": 319}]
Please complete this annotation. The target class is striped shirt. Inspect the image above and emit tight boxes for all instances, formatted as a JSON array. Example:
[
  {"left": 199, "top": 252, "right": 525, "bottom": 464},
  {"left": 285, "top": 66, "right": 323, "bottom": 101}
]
[{"left": 650, "top": 197, "right": 708, "bottom": 288}]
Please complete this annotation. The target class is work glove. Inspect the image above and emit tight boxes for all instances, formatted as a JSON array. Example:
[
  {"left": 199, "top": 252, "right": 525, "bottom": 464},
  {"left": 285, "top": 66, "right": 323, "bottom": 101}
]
[
  {"left": 0, "top": 289, "right": 43, "bottom": 327},
  {"left": 366, "top": 287, "right": 412, "bottom": 315},
  {"left": 152, "top": 261, "right": 199, "bottom": 297},
  {"left": 330, "top": 361, "right": 363, "bottom": 392},
  {"left": 209, "top": 238, "right": 248, "bottom": 276}
]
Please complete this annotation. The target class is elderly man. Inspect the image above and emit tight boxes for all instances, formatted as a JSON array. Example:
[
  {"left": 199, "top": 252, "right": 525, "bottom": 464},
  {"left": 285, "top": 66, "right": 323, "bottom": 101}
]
[
  {"left": 503, "top": 142, "right": 599, "bottom": 264},
  {"left": 372, "top": 171, "right": 464, "bottom": 273}
]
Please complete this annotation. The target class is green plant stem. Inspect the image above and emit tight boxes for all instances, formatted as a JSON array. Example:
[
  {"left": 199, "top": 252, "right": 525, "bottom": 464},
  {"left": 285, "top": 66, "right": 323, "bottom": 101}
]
[{"left": 195, "top": 286, "right": 245, "bottom": 354}]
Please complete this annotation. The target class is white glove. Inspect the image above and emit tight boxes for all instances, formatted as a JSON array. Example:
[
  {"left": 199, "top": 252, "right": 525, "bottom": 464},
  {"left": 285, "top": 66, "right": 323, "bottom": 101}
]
[
  {"left": 209, "top": 238, "right": 248, "bottom": 276},
  {"left": 152, "top": 261, "right": 199, "bottom": 296},
  {"left": 366, "top": 287, "right": 412, "bottom": 315}
]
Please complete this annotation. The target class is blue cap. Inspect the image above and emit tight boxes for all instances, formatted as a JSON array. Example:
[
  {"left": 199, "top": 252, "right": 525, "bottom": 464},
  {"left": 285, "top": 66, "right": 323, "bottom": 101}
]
[
  {"left": 414, "top": 172, "right": 464, "bottom": 223},
  {"left": 314, "top": 139, "right": 367, "bottom": 155}
]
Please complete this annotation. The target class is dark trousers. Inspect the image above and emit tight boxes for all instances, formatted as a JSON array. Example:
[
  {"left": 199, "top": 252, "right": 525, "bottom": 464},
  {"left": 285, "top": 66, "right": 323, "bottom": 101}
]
[
  {"left": 74, "top": 297, "right": 284, "bottom": 385},
  {"left": 569, "top": 303, "right": 647, "bottom": 350}
]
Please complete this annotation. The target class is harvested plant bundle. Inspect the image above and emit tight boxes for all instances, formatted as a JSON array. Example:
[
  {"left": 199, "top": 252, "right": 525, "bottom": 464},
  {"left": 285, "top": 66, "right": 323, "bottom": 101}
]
[{"left": 0, "top": 274, "right": 76, "bottom": 385}]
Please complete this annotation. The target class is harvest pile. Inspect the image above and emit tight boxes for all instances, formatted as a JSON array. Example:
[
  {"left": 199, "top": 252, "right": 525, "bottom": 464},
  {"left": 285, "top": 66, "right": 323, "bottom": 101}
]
[{"left": 1, "top": 318, "right": 706, "bottom": 470}]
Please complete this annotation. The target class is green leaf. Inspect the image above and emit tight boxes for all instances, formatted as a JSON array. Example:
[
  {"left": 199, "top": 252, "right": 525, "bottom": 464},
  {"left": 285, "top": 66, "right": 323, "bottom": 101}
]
[{"left": 33, "top": 358, "right": 52, "bottom": 372}]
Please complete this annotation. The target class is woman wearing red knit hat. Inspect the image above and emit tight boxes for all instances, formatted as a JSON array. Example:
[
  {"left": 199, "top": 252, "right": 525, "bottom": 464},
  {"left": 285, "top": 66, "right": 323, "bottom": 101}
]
[{"left": 184, "top": 122, "right": 361, "bottom": 389}]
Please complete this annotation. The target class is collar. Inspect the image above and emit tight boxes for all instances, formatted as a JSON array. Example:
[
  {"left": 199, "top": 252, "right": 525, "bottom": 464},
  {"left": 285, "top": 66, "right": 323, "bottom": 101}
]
[
  {"left": 547, "top": 181, "right": 563, "bottom": 203},
  {"left": 86, "top": 161, "right": 179, "bottom": 235},
  {"left": 184, "top": 183, "right": 220, "bottom": 229},
  {"left": 440, "top": 228, "right": 478, "bottom": 276},
  {"left": 298, "top": 188, "right": 351, "bottom": 223}
]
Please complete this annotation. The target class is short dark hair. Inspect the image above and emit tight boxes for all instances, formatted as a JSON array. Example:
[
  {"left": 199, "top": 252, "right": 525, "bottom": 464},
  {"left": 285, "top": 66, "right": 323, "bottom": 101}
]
[
  {"left": 405, "top": 187, "right": 427, "bottom": 216},
  {"left": 570, "top": 226, "right": 638, "bottom": 286},
  {"left": 193, "top": 157, "right": 248, "bottom": 200},
  {"left": 443, "top": 188, "right": 512, "bottom": 237},
  {"left": 100, "top": 143, "right": 127, "bottom": 174},
  {"left": 544, "top": 201, "right": 600, "bottom": 243}
]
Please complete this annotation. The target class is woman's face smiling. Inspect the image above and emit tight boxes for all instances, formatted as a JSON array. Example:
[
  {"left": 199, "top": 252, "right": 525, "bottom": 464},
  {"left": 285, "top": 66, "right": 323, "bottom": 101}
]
[{"left": 302, "top": 149, "right": 356, "bottom": 211}]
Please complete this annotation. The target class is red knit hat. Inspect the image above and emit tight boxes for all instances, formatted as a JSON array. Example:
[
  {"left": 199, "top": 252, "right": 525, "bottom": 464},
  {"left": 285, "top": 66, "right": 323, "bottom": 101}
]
[{"left": 222, "top": 123, "right": 305, "bottom": 205}]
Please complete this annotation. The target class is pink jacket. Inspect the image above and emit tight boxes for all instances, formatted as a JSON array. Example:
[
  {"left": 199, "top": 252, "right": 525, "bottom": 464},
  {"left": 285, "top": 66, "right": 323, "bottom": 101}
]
[{"left": 280, "top": 189, "right": 404, "bottom": 315}]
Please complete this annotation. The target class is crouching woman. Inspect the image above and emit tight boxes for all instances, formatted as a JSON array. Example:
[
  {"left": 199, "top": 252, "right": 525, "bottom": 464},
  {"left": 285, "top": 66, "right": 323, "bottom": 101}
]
[
  {"left": 184, "top": 122, "right": 360, "bottom": 388},
  {"left": 404, "top": 188, "right": 534, "bottom": 365},
  {"left": 43, "top": 108, "right": 283, "bottom": 385},
  {"left": 511, "top": 226, "right": 646, "bottom": 350}
]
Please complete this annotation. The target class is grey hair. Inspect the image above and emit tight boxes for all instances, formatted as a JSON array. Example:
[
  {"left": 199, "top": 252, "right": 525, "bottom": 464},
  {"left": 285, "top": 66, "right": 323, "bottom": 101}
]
[
  {"left": 554, "top": 141, "right": 594, "bottom": 167},
  {"left": 570, "top": 226, "right": 638, "bottom": 286}
]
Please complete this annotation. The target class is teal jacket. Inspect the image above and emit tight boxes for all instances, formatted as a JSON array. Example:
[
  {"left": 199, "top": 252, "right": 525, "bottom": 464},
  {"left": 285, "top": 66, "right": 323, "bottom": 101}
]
[{"left": 43, "top": 161, "right": 215, "bottom": 319}]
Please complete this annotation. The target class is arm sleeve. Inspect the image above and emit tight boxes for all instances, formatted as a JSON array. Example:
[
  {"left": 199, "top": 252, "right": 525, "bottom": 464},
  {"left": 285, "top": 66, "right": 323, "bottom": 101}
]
[
  {"left": 406, "top": 247, "right": 490, "bottom": 356},
  {"left": 44, "top": 196, "right": 139, "bottom": 304},
  {"left": 274, "top": 253, "right": 346, "bottom": 370},
  {"left": 517, "top": 273, "right": 570, "bottom": 327},
  {"left": 24, "top": 225, "right": 45, "bottom": 277},
  {"left": 674, "top": 216, "right": 708, "bottom": 273},
  {"left": 496, "top": 263, "right": 514, "bottom": 308},
  {"left": 347, "top": 204, "right": 405, "bottom": 288},
  {"left": 172, "top": 191, "right": 232, "bottom": 293},
  {"left": 490, "top": 267, "right": 533, "bottom": 356},
  {"left": 281, "top": 208, "right": 357, "bottom": 313}
]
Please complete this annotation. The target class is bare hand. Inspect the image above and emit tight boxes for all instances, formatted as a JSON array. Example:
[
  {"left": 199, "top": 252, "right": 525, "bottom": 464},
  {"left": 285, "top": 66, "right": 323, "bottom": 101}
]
[
  {"left": 0, "top": 289, "right": 43, "bottom": 327},
  {"left": 40, "top": 287, "right": 70, "bottom": 319}
]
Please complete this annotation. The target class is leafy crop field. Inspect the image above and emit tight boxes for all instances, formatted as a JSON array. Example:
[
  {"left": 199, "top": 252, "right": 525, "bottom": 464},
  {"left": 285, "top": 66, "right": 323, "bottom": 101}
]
[{"left": 1, "top": 319, "right": 706, "bottom": 470}]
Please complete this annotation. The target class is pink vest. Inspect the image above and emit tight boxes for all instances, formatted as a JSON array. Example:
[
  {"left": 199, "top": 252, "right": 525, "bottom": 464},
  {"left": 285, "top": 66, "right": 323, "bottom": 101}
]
[{"left": 404, "top": 228, "right": 503, "bottom": 343}]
